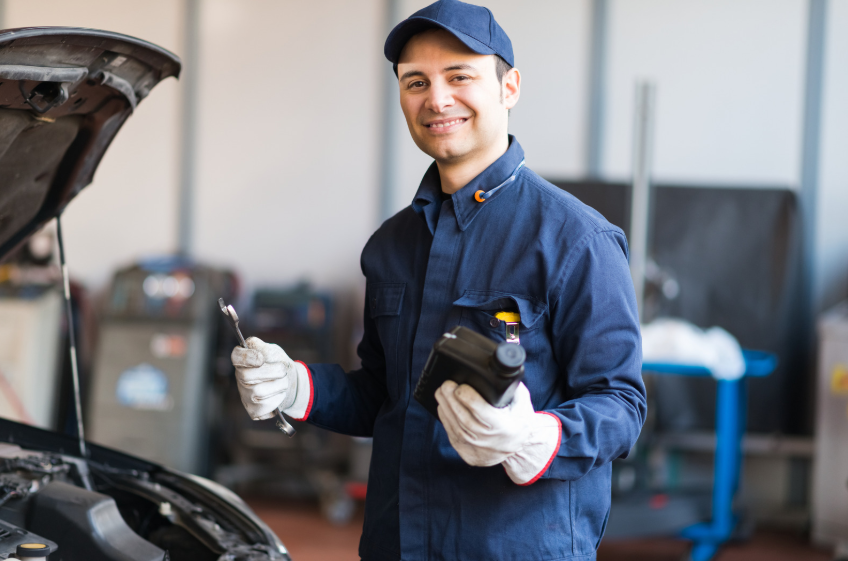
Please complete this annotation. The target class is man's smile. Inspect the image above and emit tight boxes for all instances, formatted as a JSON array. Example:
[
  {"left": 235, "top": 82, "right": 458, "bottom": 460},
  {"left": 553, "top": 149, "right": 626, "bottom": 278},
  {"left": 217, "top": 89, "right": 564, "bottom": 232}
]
[{"left": 424, "top": 117, "right": 469, "bottom": 133}]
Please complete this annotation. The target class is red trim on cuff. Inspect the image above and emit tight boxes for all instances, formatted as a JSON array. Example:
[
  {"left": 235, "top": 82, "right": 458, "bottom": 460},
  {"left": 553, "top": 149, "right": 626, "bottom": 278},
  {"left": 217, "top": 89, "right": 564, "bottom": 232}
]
[
  {"left": 291, "top": 361, "right": 314, "bottom": 421},
  {"left": 518, "top": 411, "right": 563, "bottom": 486}
]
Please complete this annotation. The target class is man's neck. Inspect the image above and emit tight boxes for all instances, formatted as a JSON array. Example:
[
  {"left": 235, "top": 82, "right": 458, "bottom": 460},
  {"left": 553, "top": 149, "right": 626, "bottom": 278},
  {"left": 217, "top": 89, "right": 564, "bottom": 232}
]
[{"left": 437, "top": 135, "right": 509, "bottom": 195}]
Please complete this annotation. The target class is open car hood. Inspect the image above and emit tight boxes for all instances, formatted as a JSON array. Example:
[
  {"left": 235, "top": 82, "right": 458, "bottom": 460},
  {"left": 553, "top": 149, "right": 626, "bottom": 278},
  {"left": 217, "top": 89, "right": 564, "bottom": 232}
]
[{"left": 0, "top": 26, "right": 180, "bottom": 260}]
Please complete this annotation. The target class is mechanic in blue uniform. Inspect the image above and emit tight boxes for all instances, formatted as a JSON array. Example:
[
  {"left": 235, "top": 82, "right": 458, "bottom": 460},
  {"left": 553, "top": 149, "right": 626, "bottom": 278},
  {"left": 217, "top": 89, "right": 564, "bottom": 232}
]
[{"left": 231, "top": 1, "right": 647, "bottom": 559}]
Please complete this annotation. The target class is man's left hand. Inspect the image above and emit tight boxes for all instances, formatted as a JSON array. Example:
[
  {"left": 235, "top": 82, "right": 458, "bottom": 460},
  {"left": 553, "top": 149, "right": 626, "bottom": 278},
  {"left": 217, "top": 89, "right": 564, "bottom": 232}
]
[{"left": 435, "top": 380, "right": 562, "bottom": 485}]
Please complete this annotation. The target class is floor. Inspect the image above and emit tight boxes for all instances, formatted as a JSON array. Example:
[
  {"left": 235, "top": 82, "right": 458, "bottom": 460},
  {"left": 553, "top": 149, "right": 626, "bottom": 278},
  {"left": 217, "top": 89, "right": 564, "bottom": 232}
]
[
  {"left": 598, "top": 534, "right": 832, "bottom": 561},
  {"left": 247, "top": 498, "right": 833, "bottom": 561}
]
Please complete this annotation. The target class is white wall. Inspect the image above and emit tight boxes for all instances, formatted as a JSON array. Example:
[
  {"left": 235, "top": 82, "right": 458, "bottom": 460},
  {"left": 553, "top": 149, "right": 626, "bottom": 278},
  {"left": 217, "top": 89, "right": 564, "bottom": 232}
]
[
  {"left": 603, "top": 0, "right": 808, "bottom": 185},
  {"left": 4, "top": 0, "right": 185, "bottom": 288},
  {"left": 191, "top": 0, "right": 384, "bottom": 291},
  {"left": 815, "top": 0, "right": 848, "bottom": 310}
]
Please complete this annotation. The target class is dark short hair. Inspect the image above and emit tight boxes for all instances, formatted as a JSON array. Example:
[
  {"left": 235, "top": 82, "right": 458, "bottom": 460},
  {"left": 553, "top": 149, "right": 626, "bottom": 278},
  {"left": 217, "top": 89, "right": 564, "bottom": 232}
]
[{"left": 495, "top": 55, "right": 513, "bottom": 83}]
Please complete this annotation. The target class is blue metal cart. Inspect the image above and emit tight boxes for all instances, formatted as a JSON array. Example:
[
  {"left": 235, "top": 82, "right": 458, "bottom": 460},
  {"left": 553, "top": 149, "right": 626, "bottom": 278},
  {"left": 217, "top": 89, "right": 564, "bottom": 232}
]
[{"left": 642, "top": 349, "right": 778, "bottom": 561}]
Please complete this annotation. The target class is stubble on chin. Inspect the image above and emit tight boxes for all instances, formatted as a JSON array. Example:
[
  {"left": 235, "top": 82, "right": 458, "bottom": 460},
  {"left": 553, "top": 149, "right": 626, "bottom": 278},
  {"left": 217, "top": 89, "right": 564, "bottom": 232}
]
[{"left": 415, "top": 134, "right": 474, "bottom": 165}]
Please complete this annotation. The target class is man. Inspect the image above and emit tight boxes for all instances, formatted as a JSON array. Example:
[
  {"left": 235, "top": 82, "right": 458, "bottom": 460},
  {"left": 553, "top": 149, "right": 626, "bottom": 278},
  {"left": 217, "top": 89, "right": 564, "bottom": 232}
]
[{"left": 231, "top": 1, "right": 646, "bottom": 559}]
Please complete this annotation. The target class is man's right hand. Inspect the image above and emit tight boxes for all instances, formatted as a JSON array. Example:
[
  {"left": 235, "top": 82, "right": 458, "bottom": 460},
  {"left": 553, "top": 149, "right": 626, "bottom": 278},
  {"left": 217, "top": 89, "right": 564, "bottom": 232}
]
[{"left": 231, "top": 337, "right": 303, "bottom": 420}]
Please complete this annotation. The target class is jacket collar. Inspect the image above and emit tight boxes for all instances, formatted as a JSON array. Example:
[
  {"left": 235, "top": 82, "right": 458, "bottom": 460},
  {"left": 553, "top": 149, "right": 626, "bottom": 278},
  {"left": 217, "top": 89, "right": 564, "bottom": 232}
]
[{"left": 412, "top": 136, "right": 525, "bottom": 234}]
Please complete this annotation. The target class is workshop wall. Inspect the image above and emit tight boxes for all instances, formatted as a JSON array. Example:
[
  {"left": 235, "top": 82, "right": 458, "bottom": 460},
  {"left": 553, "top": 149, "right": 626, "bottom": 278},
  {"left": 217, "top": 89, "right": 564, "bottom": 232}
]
[
  {"left": 3, "top": 0, "right": 185, "bottom": 288},
  {"left": 191, "top": 0, "right": 384, "bottom": 291},
  {"left": 603, "top": 0, "right": 807, "bottom": 186}
]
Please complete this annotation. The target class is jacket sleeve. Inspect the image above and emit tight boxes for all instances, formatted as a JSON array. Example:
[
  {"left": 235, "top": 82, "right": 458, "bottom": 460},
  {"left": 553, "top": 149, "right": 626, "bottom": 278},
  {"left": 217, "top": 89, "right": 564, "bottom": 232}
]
[
  {"left": 539, "top": 229, "right": 647, "bottom": 481},
  {"left": 302, "top": 286, "right": 389, "bottom": 437}
]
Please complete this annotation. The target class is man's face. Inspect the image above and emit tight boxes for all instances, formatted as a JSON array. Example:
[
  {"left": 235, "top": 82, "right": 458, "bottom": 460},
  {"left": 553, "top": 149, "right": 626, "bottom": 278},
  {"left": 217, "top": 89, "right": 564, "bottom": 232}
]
[{"left": 397, "top": 29, "right": 518, "bottom": 166}]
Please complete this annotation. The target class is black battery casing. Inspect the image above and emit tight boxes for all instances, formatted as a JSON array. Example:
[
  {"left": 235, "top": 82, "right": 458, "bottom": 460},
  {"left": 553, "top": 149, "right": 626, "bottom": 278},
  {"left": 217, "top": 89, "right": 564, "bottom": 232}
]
[{"left": 414, "top": 325, "right": 525, "bottom": 419}]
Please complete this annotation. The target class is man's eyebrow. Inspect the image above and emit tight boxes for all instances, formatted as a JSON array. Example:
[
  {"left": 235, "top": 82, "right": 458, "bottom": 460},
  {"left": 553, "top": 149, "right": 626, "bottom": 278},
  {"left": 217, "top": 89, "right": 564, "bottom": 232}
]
[
  {"left": 443, "top": 63, "right": 477, "bottom": 73},
  {"left": 399, "top": 70, "right": 425, "bottom": 81},
  {"left": 399, "top": 63, "right": 478, "bottom": 82}
]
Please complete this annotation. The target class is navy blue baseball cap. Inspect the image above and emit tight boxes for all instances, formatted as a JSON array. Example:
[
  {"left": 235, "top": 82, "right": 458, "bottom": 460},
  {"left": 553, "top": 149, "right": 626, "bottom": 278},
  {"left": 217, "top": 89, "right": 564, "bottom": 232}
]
[{"left": 384, "top": 0, "right": 514, "bottom": 74}]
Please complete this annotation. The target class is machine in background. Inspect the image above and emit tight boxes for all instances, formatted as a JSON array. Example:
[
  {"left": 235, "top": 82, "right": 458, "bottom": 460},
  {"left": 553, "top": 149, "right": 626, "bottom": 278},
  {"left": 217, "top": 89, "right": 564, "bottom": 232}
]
[
  {"left": 87, "top": 258, "right": 236, "bottom": 476},
  {"left": 813, "top": 301, "right": 848, "bottom": 557},
  {"left": 0, "top": 224, "right": 65, "bottom": 431}
]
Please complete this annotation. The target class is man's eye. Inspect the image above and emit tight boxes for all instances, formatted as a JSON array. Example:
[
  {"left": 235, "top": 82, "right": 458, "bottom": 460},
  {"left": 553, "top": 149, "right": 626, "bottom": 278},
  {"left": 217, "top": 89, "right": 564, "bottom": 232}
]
[
  {"left": 453, "top": 75, "right": 469, "bottom": 82},
  {"left": 408, "top": 81, "right": 426, "bottom": 89}
]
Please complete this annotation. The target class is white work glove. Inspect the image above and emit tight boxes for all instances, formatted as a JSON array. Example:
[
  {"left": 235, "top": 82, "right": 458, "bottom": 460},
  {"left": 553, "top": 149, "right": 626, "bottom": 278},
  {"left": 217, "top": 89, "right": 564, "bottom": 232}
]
[
  {"left": 231, "top": 337, "right": 312, "bottom": 421},
  {"left": 435, "top": 380, "right": 562, "bottom": 485}
]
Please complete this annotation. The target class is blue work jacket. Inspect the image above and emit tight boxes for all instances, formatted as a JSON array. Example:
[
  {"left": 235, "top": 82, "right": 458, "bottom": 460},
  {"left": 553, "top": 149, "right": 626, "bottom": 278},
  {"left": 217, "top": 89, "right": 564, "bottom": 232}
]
[{"left": 305, "top": 137, "right": 646, "bottom": 561}]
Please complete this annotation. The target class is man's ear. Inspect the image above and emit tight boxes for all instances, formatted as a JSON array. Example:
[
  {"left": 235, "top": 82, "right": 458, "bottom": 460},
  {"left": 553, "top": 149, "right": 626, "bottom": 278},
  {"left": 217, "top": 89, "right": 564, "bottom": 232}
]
[{"left": 503, "top": 67, "right": 521, "bottom": 110}]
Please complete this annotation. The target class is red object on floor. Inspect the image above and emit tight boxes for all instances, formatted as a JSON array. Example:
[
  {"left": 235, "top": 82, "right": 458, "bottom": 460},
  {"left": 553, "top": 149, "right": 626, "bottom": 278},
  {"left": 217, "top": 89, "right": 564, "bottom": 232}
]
[
  {"left": 648, "top": 493, "right": 669, "bottom": 510},
  {"left": 345, "top": 482, "right": 367, "bottom": 501}
]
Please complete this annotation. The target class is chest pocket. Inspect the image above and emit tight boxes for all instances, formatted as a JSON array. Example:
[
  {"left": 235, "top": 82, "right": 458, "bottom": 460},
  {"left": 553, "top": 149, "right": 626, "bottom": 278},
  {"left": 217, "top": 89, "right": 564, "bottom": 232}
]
[
  {"left": 454, "top": 290, "right": 547, "bottom": 335},
  {"left": 368, "top": 282, "right": 405, "bottom": 400},
  {"left": 453, "top": 290, "right": 551, "bottom": 403}
]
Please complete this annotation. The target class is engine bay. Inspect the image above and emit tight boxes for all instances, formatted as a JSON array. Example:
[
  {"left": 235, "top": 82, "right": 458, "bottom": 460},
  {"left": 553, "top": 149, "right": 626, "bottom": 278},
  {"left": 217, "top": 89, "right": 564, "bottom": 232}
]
[{"left": 0, "top": 443, "right": 288, "bottom": 561}]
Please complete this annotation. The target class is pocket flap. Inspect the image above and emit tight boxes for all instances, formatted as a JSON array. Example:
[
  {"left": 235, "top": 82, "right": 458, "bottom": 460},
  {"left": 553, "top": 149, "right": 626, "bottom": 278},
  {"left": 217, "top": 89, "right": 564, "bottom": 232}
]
[
  {"left": 453, "top": 290, "right": 547, "bottom": 328},
  {"left": 369, "top": 283, "right": 405, "bottom": 318}
]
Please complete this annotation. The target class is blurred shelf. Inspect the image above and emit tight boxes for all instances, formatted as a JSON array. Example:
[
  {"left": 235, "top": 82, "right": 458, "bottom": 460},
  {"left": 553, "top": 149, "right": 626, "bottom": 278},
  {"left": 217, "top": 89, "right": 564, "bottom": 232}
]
[{"left": 655, "top": 432, "right": 814, "bottom": 457}]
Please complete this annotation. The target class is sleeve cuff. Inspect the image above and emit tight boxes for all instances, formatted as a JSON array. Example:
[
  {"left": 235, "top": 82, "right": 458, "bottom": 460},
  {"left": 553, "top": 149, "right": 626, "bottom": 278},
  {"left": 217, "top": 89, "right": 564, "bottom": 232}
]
[
  {"left": 503, "top": 411, "right": 563, "bottom": 486},
  {"left": 282, "top": 361, "right": 314, "bottom": 421}
]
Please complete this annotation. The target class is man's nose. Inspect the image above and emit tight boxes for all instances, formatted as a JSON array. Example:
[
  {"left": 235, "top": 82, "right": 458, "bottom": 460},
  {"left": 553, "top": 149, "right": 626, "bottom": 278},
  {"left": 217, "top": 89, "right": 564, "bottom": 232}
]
[{"left": 424, "top": 81, "right": 454, "bottom": 114}]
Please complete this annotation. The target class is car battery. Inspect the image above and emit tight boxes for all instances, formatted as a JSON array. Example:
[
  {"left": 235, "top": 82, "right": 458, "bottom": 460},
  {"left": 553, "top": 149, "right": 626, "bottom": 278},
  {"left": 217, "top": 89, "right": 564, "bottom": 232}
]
[
  {"left": 87, "top": 258, "right": 233, "bottom": 475},
  {"left": 812, "top": 301, "right": 848, "bottom": 548}
]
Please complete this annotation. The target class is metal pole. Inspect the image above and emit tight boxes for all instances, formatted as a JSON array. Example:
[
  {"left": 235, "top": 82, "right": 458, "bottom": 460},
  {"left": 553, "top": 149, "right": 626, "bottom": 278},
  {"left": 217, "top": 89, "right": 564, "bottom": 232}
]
[
  {"left": 629, "top": 81, "right": 656, "bottom": 322},
  {"left": 379, "top": 0, "right": 403, "bottom": 222},
  {"left": 177, "top": 0, "right": 200, "bottom": 256},
  {"left": 794, "top": 0, "right": 828, "bottom": 434},
  {"left": 56, "top": 216, "right": 87, "bottom": 458},
  {"left": 586, "top": 0, "right": 608, "bottom": 178},
  {"left": 799, "top": 0, "right": 828, "bottom": 318}
]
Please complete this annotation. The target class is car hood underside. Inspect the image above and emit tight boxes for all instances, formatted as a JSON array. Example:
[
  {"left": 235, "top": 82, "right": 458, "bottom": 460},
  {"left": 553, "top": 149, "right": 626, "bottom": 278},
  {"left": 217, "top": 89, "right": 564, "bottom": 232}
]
[{"left": 0, "top": 27, "right": 181, "bottom": 261}]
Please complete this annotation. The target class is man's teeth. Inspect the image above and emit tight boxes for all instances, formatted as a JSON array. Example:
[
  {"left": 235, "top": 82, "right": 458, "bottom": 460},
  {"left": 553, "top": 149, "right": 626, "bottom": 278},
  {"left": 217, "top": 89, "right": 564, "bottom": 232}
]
[{"left": 429, "top": 119, "right": 465, "bottom": 128}]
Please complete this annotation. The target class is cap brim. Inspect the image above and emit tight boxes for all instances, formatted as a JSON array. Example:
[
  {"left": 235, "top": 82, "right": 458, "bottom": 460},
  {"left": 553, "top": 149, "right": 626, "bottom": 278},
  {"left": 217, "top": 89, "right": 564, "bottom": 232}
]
[{"left": 385, "top": 16, "right": 497, "bottom": 69}]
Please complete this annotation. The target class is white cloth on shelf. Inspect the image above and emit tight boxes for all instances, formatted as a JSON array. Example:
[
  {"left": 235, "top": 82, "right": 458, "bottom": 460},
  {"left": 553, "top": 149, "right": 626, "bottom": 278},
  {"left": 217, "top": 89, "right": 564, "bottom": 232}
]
[{"left": 641, "top": 318, "right": 746, "bottom": 380}]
